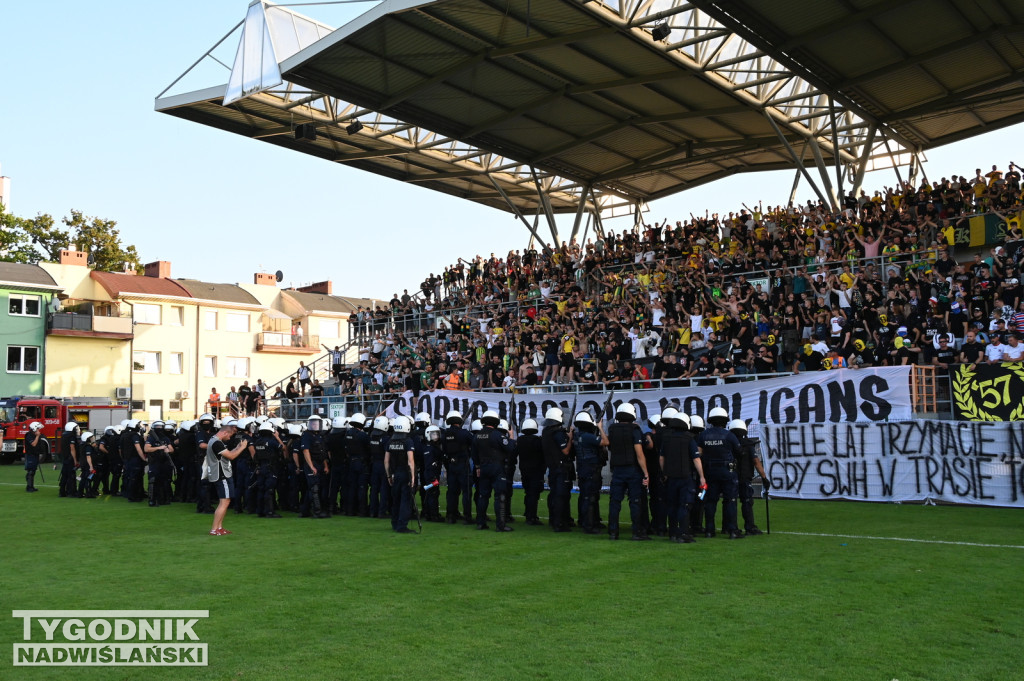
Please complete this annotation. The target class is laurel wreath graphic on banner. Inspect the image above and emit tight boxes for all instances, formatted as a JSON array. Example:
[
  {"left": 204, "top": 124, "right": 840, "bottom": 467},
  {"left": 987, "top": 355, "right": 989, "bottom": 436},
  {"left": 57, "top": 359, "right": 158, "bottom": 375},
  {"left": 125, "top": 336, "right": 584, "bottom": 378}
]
[{"left": 952, "top": 364, "right": 1024, "bottom": 421}]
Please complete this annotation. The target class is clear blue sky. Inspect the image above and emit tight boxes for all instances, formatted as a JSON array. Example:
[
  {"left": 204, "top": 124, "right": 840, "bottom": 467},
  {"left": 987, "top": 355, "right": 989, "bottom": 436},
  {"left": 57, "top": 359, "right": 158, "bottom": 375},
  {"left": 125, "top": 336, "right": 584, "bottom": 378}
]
[{"left": 2, "top": 1, "right": 1021, "bottom": 300}]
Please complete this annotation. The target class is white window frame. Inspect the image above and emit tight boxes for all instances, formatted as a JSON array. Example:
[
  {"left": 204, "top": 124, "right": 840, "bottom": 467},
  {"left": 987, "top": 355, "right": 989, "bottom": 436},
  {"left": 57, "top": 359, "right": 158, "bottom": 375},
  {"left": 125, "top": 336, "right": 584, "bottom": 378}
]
[
  {"left": 7, "top": 345, "right": 40, "bottom": 373},
  {"left": 133, "top": 303, "right": 162, "bottom": 325},
  {"left": 169, "top": 305, "right": 184, "bottom": 326},
  {"left": 168, "top": 352, "right": 184, "bottom": 375},
  {"left": 225, "top": 312, "right": 250, "bottom": 333},
  {"left": 132, "top": 350, "right": 161, "bottom": 374},
  {"left": 9, "top": 294, "right": 42, "bottom": 317},
  {"left": 203, "top": 355, "right": 217, "bottom": 378},
  {"left": 205, "top": 310, "right": 218, "bottom": 331},
  {"left": 225, "top": 357, "right": 249, "bottom": 378}
]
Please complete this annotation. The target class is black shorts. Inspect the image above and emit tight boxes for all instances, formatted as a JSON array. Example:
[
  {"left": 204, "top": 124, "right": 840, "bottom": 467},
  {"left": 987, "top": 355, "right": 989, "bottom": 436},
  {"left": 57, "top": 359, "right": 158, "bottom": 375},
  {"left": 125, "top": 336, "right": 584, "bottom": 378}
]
[
  {"left": 215, "top": 477, "right": 235, "bottom": 499},
  {"left": 559, "top": 353, "right": 575, "bottom": 369}
]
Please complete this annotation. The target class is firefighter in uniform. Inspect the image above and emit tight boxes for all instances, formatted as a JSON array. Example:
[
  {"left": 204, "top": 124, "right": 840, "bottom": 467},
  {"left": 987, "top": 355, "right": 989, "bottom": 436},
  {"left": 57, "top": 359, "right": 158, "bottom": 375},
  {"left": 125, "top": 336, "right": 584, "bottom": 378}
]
[
  {"left": 59, "top": 421, "right": 80, "bottom": 498},
  {"left": 541, "top": 407, "right": 573, "bottom": 533},
  {"left": 442, "top": 410, "right": 474, "bottom": 524},
  {"left": 252, "top": 421, "right": 283, "bottom": 517},
  {"left": 326, "top": 417, "right": 347, "bottom": 514},
  {"left": 729, "top": 419, "right": 769, "bottom": 536},
  {"left": 385, "top": 415, "right": 417, "bottom": 533},
  {"left": 345, "top": 414, "right": 372, "bottom": 517},
  {"left": 473, "top": 410, "right": 515, "bottom": 532},
  {"left": 659, "top": 408, "right": 705, "bottom": 543},
  {"left": 301, "top": 415, "right": 330, "bottom": 518},
  {"left": 698, "top": 407, "right": 744, "bottom": 539},
  {"left": 368, "top": 416, "right": 392, "bottom": 518},
  {"left": 421, "top": 425, "right": 444, "bottom": 521},
  {"left": 515, "top": 419, "right": 545, "bottom": 525},
  {"left": 606, "top": 403, "right": 651, "bottom": 541},
  {"left": 573, "top": 411, "right": 608, "bottom": 534},
  {"left": 23, "top": 421, "right": 45, "bottom": 492}
]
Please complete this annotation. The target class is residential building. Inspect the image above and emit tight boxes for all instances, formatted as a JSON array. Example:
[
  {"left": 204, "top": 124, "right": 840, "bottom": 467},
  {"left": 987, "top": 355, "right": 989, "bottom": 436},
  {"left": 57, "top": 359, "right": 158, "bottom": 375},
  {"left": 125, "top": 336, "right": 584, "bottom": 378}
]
[{"left": 0, "top": 262, "right": 60, "bottom": 396}]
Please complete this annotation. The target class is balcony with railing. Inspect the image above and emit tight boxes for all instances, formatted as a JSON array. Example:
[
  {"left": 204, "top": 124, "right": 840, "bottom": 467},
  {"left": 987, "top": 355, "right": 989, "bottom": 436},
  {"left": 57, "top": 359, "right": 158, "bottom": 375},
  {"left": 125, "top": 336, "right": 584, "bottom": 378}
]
[
  {"left": 256, "top": 332, "right": 320, "bottom": 354},
  {"left": 47, "top": 300, "right": 133, "bottom": 340}
]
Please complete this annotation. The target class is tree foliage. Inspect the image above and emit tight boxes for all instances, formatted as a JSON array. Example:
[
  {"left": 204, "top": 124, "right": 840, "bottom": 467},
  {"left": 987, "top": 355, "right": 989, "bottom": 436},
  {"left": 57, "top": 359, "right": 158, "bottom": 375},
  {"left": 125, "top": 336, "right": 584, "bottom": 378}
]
[{"left": 0, "top": 205, "right": 141, "bottom": 271}]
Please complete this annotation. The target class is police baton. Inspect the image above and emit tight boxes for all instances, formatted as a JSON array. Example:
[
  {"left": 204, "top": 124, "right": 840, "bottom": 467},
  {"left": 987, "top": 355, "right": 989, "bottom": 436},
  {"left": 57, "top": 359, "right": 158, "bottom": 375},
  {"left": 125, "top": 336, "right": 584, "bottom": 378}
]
[{"left": 762, "top": 479, "right": 771, "bottom": 534}]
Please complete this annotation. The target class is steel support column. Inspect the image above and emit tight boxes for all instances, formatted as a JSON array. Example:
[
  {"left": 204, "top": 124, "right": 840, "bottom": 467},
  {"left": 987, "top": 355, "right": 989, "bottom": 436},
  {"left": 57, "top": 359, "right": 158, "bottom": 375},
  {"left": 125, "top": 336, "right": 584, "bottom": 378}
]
[
  {"left": 589, "top": 187, "right": 606, "bottom": 241},
  {"left": 828, "top": 97, "right": 845, "bottom": 202},
  {"left": 569, "top": 186, "right": 591, "bottom": 244},
  {"left": 764, "top": 112, "right": 830, "bottom": 208},
  {"left": 880, "top": 134, "right": 905, "bottom": 186},
  {"left": 487, "top": 174, "right": 551, "bottom": 253},
  {"left": 851, "top": 125, "right": 877, "bottom": 196},
  {"left": 789, "top": 141, "right": 808, "bottom": 205},
  {"left": 531, "top": 166, "right": 560, "bottom": 246}
]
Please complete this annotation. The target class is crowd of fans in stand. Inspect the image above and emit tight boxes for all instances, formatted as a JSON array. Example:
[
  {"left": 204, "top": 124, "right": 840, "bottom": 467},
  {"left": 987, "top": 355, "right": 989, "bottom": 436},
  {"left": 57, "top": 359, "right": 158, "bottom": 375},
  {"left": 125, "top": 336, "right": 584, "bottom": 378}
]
[{"left": 335, "top": 163, "right": 1024, "bottom": 396}]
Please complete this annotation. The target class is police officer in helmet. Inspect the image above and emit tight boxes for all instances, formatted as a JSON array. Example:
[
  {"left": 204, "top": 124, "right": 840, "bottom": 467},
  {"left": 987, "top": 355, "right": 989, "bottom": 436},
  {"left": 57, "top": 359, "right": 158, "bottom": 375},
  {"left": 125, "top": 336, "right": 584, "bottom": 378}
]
[
  {"left": 300, "top": 415, "right": 330, "bottom": 518},
  {"left": 345, "top": 413, "right": 372, "bottom": 517},
  {"left": 326, "top": 417, "right": 348, "bottom": 515},
  {"left": 473, "top": 410, "right": 515, "bottom": 532},
  {"left": 541, "top": 407, "right": 573, "bottom": 533},
  {"left": 605, "top": 403, "right": 651, "bottom": 540},
  {"left": 659, "top": 408, "right": 705, "bottom": 543},
  {"left": 252, "top": 421, "right": 283, "bottom": 518},
  {"left": 421, "top": 425, "right": 444, "bottom": 522},
  {"left": 59, "top": 421, "right": 80, "bottom": 498},
  {"left": 23, "top": 422, "right": 46, "bottom": 492},
  {"left": 698, "top": 407, "right": 744, "bottom": 539},
  {"left": 573, "top": 411, "right": 608, "bottom": 535},
  {"left": 729, "top": 419, "right": 769, "bottom": 536},
  {"left": 442, "top": 410, "right": 474, "bottom": 524},
  {"left": 515, "top": 419, "right": 545, "bottom": 525},
  {"left": 368, "top": 415, "right": 392, "bottom": 518},
  {"left": 385, "top": 415, "right": 417, "bottom": 533},
  {"left": 687, "top": 415, "right": 706, "bottom": 536}
]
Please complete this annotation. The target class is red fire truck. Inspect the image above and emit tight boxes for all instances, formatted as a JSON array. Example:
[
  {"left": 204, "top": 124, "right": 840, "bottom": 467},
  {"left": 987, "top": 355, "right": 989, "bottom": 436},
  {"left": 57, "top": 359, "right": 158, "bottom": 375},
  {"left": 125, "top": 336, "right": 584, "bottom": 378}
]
[{"left": 0, "top": 396, "right": 129, "bottom": 463}]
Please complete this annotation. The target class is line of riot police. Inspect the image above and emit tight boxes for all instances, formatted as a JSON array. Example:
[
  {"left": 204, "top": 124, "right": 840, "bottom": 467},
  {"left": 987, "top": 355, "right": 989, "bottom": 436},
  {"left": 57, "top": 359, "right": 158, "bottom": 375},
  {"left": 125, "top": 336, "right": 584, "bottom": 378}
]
[{"left": 23, "top": 402, "right": 770, "bottom": 542}]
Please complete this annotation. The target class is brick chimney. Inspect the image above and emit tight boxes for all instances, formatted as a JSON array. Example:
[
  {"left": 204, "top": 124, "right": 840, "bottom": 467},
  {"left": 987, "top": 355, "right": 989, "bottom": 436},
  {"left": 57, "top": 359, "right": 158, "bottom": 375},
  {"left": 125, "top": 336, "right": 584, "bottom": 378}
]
[
  {"left": 254, "top": 272, "right": 277, "bottom": 286},
  {"left": 144, "top": 261, "right": 171, "bottom": 278},
  {"left": 59, "top": 249, "right": 88, "bottom": 267},
  {"left": 298, "top": 281, "right": 332, "bottom": 295}
]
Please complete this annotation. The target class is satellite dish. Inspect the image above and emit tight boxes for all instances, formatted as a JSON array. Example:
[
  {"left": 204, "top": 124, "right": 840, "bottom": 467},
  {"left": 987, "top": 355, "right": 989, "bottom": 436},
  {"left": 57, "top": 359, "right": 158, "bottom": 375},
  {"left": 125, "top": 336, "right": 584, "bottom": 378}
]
[{"left": 275, "top": 270, "right": 284, "bottom": 283}]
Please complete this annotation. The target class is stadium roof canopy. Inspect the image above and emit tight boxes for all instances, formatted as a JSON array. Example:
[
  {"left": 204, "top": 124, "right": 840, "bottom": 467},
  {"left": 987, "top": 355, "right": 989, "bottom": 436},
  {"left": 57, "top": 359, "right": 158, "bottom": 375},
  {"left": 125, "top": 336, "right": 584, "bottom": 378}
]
[{"left": 157, "top": 0, "right": 1024, "bottom": 242}]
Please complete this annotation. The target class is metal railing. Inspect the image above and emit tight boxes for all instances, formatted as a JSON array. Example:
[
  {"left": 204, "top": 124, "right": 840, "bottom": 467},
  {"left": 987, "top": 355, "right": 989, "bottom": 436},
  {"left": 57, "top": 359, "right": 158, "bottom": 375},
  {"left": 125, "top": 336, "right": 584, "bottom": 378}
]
[
  {"left": 256, "top": 332, "right": 321, "bottom": 349},
  {"left": 48, "top": 312, "right": 134, "bottom": 335}
]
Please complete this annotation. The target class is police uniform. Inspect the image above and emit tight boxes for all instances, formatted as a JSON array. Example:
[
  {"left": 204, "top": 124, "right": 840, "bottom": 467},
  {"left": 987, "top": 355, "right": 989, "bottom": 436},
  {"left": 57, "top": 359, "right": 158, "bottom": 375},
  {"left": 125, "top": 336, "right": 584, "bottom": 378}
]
[
  {"left": 474, "top": 426, "right": 515, "bottom": 531},
  {"left": 300, "top": 428, "right": 330, "bottom": 518},
  {"left": 542, "top": 421, "right": 573, "bottom": 532},
  {"left": 99, "top": 430, "right": 120, "bottom": 496},
  {"left": 644, "top": 425, "right": 666, "bottom": 536},
  {"left": 660, "top": 425, "right": 700, "bottom": 542},
  {"left": 92, "top": 432, "right": 110, "bottom": 496},
  {"left": 345, "top": 426, "right": 371, "bottom": 516},
  {"left": 23, "top": 431, "right": 46, "bottom": 492},
  {"left": 368, "top": 427, "right": 392, "bottom": 518},
  {"left": 698, "top": 425, "right": 742, "bottom": 538},
  {"left": 606, "top": 421, "right": 648, "bottom": 539},
  {"left": 327, "top": 427, "right": 348, "bottom": 514},
  {"left": 515, "top": 432, "right": 545, "bottom": 525},
  {"left": 573, "top": 428, "right": 603, "bottom": 533},
  {"left": 195, "top": 422, "right": 217, "bottom": 513},
  {"left": 121, "top": 427, "right": 145, "bottom": 502},
  {"left": 502, "top": 436, "right": 518, "bottom": 525},
  {"left": 252, "top": 433, "right": 282, "bottom": 517},
  {"left": 386, "top": 434, "right": 415, "bottom": 532},
  {"left": 146, "top": 428, "right": 169, "bottom": 507},
  {"left": 421, "top": 438, "right": 444, "bottom": 522},
  {"left": 736, "top": 435, "right": 764, "bottom": 534},
  {"left": 232, "top": 432, "right": 253, "bottom": 514},
  {"left": 175, "top": 427, "right": 196, "bottom": 503},
  {"left": 442, "top": 425, "right": 474, "bottom": 523},
  {"left": 59, "top": 430, "right": 79, "bottom": 498},
  {"left": 78, "top": 439, "right": 98, "bottom": 498}
]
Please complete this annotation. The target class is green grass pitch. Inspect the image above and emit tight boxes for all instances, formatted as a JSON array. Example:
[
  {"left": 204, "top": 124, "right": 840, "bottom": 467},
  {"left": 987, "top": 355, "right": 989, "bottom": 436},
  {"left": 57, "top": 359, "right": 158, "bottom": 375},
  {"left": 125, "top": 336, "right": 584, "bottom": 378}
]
[{"left": 0, "top": 465, "right": 1021, "bottom": 681}]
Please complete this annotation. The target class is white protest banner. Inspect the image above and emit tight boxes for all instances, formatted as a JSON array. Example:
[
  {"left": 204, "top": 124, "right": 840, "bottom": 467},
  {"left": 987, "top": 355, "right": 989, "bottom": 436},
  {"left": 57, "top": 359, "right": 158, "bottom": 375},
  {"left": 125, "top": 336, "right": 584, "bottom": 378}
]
[
  {"left": 761, "top": 420, "right": 1024, "bottom": 507},
  {"left": 384, "top": 367, "right": 912, "bottom": 429}
]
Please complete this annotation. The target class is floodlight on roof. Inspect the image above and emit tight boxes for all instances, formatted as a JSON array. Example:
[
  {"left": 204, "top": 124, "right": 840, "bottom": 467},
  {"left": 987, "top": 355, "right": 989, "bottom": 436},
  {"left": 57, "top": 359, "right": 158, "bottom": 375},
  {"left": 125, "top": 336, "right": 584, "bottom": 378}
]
[
  {"left": 346, "top": 120, "right": 363, "bottom": 135},
  {"left": 294, "top": 123, "right": 317, "bottom": 141},
  {"left": 651, "top": 22, "right": 671, "bottom": 41}
]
